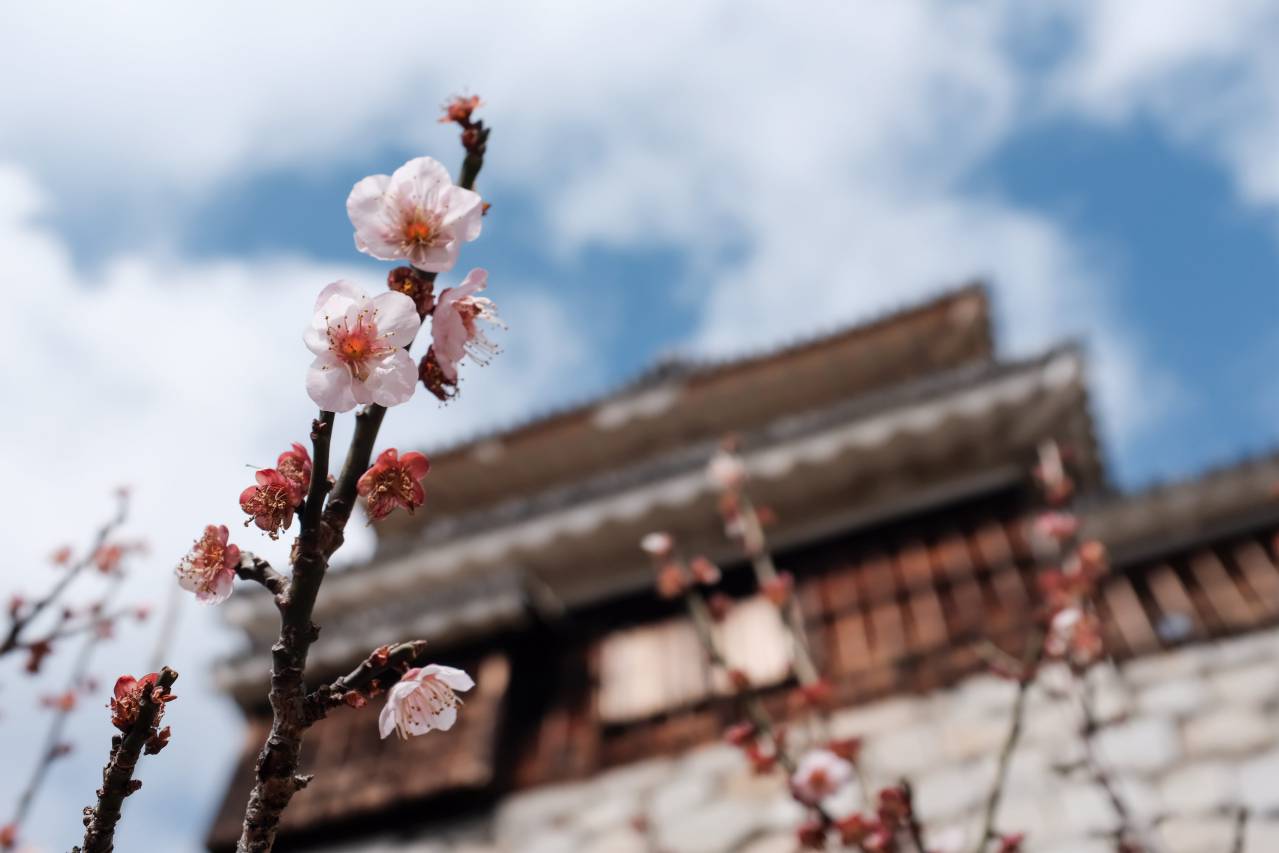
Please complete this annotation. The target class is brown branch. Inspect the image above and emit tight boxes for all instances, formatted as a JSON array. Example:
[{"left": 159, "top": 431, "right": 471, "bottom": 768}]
[
  {"left": 458, "top": 124, "right": 489, "bottom": 191},
  {"left": 235, "top": 553, "right": 288, "bottom": 602},
  {"left": 1231, "top": 806, "right": 1249, "bottom": 853},
  {"left": 303, "top": 640, "right": 428, "bottom": 724},
  {"left": 900, "top": 780, "right": 929, "bottom": 853},
  {"left": 74, "top": 667, "right": 178, "bottom": 853},
  {"left": 1, "top": 492, "right": 129, "bottom": 657},
  {"left": 236, "top": 136, "right": 488, "bottom": 852}
]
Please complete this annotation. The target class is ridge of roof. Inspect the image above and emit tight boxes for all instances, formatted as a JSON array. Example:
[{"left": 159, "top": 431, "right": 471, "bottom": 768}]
[{"left": 419, "top": 281, "right": 991, "bottom": 460}]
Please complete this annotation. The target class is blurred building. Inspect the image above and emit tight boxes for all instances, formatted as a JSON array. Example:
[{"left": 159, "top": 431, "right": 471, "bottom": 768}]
[{"left": 209, "top": 286, "right": 1279, "bottom": 852}]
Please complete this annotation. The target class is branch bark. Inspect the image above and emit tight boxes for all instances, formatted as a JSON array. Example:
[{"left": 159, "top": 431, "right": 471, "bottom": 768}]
[
  {"left": 74, "top": 667, "right": 177, "bottom": 853},
  {"left": 302, "top": 640, "right": 427, "bottom": 724},
  {"left": 235, "top": 553, "right": 289, "bottom": 603}
]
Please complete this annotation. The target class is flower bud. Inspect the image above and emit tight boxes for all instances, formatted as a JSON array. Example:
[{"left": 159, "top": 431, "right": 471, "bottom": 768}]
[{"left": 388, "top": 266, "right": 436, "bottom": 317}]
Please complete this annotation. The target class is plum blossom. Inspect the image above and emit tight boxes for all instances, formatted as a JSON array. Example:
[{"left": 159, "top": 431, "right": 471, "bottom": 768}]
[
  {"left": 440, "top": 94, "right": 482, "bottom": 125},
  {"left": 240, "top": 469, "right": 302, "bottom": 539},
  {"left": 640, "top": 531, "right": 673, "bottom": 557},
  {"left": 357, "top": 448, "right": 431, "bottom": 521},
  {"left": 276, "top": 442, "right": 312, "bottom": 496},
  {"left": 707, "top": 449, "right": 747, "bottom": 492},
  {"left": 429, "top": 268, "right": 503, "bottom": 384},
  {"left": 109, "top": 672, "right": 159, "bottom": 731},
  {"left": 347, "top": 156, "right": 483, "bottom": 272},
  {"left": 1046, "top": 606, "right": 1103, "bottom": 665},
  {"left": 790, "top": 748, "right": 854, "bottom": 805},
  {"left": 305, "top": 281, "right": 420, "bottom": 412},
  {"left": 175, "top": 525, "right": 241, "bottom": 604},
  {"left": 378, "top": 664, "right": 474, "bottom": 739}
]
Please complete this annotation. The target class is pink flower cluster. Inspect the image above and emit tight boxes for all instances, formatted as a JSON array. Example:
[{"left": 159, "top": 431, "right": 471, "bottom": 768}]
[
  {"left": 305, "top": 156, "right": 502, "bottom": 410},
  {"left": 239, "top": 442, "right": 312, "bottom": 539}
]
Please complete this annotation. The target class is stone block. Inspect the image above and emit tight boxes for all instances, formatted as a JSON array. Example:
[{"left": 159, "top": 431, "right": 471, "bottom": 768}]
[
  {"left": 1238, "top": 748, "right": 1279, "bottom": 812},
  {"left": 1156, "top": 815, "right": 1236, "bottom": 853},
  {"left": 828, "top": 696, "right": 927, "bottom": 740},
  {"left": 1209, "top": 661, "right": 1279, "bottom": 707},
  {"left": 1138, "top": 678, "right": 1208, "bottom": 717},
  {"left": 654, "top": 798, "right": 764, "bottom": 853},
  {"left": 863, "top": 721, "right": 944, "bottom": 777},
  {"left": 1158, "top": 761, "right": 1238, "bottom": 814},
  {"left": 1122, "top": 650, "right": 1205, "bottom": 687},
  {"left": 1183, "top": 707, "right": 1273, "bottom": 758},
  {"left": 1096, "top": 716, "right": 1181, "bottom": 775}
]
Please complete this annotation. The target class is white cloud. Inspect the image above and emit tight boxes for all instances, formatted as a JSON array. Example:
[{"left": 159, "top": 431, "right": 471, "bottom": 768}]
[{"left": 1049, "top": 0, "right": 1279, "bottom": 211}]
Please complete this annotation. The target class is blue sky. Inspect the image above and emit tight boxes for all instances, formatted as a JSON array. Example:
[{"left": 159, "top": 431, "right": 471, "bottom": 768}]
[{"left": 0, "top": 2, "right": 1277, "bottom": 851}]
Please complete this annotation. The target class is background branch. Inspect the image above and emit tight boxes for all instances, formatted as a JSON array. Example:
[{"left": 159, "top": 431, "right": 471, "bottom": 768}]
[{"left": 1, "top": 492, "right": 129, "bottom": 657}]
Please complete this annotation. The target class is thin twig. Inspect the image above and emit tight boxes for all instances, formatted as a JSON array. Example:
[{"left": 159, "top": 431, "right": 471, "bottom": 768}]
[
  {"left": 736, "top": 491, "right": 821, "bottom": 686},
  {"left": 1231, "top": 805, "right": 1249, "bottom": 853},
  {"left": 8, "top": 575, "right": 128, "bottom": 834},
  {"left": 971, "top": 631, "right": 1044, "bottom": 853},
  {"left": 235, "top": 553, "right": 289, "bottom": 603},
  {"left": 74, "top": 667, "right": 178, "bottom": 853},
  {"left": 1, "top": 493, "right": 129, "bottom": 657},
  {"left": 302, "top": 640, "right": 428, "bottom": 724}
]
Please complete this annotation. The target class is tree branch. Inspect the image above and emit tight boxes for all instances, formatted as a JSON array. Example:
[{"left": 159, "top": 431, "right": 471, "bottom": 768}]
[
  {"left": 235, "top": 553, "right": 288, "bottom": 603},
  {"left": 74, "top": 667, "right": 177, "bottom": 853},
  {"left": 971, "top": 632, "right": 1043, "bottom": 853},
  {"left": 1, "top": 492, "right": 129, "bottom": 657},
  {"left": 303, "top": 640, "right": 428, "bottom": 724},
  {"left": 236, "top": 136, "right": 488, "bottom": 852}
]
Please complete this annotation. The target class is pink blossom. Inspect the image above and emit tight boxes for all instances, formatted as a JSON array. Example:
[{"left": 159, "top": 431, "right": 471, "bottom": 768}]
[
  {"left": 791, "top": 748, "right": 855, "bottom": 805},
  {"left": 276, "top": 442, "right": 312, "bottom": 497},
  {"left": 305, "top": 280, "right": 420, "bottom": 412},
  {"left": 347, "top": 156, "right": 483, "bottom": 273},
  {"left": 440, "top": 95, "right": 483, "bottom": 125},
  {"left": 707, "top": 450, "right": 747, "bottom": 492},
  {"left": 1033, "top": 511, "right": 1079, "bottom": 543},
  {"left": 640, "top": 531, "right": 673, "bottom": 557},
  {"left": 239, "top": 469, "right": 301, "bottom": 539},
  {"left": 175, "top": 525, "right": 241, "bottom": 605},
  {"left": 356, "top": 448, "right": 431, "bottom": 521},
  {"left": 378, "top": 664, "right": 474, "bottom": 739},
  {"left": 430, "top": 268, "right": 504, "bottom": 384},
  {"left": 109, "top": 672, "right": 159, "bottom": 731}
]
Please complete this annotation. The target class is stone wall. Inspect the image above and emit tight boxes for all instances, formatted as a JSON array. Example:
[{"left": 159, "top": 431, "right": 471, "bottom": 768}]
[{"left": 321, "top": 629, "right": 1279, "bottom": 853}]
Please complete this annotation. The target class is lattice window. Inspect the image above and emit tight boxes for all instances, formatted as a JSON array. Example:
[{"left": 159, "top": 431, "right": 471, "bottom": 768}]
[{"left": 596, "top": 596, "right": 791, "bottom": 724}]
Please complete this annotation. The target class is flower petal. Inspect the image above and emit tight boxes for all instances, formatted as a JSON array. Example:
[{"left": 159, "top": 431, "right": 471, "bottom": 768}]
[
  {"left": 387, "top": 157, "right": 453, "bottom": 206},
  {"left": 439, "top": 185, "right": 484, "bottom": 242},
  {"left": 431, "top": 665, "right": 475, "bottom": 693},
  {"left": 306, "top": 352, "right": 358, "bottom": 412},
  {"left": 363, "top": 349, "right": 417, "bottom": 408},
  {"left": 347, "top": 175, "right": 395, "bottom": 256},
  {"left": 312, "top": 280, "right": 365, "bottom": 315},
  {"left": 432, "top": 705, "right": 458, "bottom": 732},
  {"left": 378, "top": 700, "right": 398, "bottom": 739},
  {"left": 401, "top": 452, "right": 430, "bottom": 480},
  {"left": 369, "top": 291, "right": 421, "bottom": 348}
]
